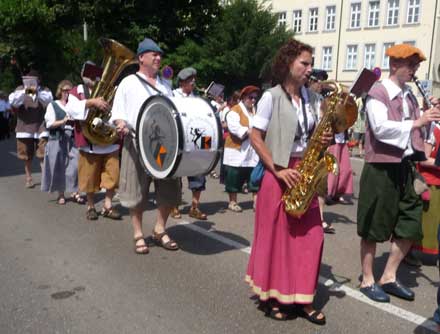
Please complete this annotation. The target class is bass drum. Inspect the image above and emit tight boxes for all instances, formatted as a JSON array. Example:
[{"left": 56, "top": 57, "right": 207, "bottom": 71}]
[{"left": 136, "top": 95, "right": 222, "bottom": 178}]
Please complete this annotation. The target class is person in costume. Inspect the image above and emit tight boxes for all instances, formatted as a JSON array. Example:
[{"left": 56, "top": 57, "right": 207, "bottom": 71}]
[
  {"left": 111, "top": 38, "right": 180, "bottom": 254},
  {"left": 246, "top": 38, "right": 332, "bottom": 325},
  {"left": 170, "top": 67, "right": 208, "bottom": 221},
  {"left": 66, "top": 61, "right": 121, "bottom": 220},
  {"left": 357, "top": 44, "right": 440, "bottom": 302},
  {"left": 9, "top": 70, "right": 53, "bottom": 188},
  {"left": 223, "top": 85, "right": 260, "bottom": 212},
  {"left": 41, "top": 80, "right": 83, "bottom": 205}
]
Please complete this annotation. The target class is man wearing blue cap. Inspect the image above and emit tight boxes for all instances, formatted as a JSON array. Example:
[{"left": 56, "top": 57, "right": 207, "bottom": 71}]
[{"left": 111, "top": 37, "right": 180, "bottom": 254}]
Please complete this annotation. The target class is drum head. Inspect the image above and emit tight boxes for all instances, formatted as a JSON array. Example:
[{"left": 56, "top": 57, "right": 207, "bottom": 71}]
[{"left": 136, "top": 95, "right": 183, "bottom": 178}]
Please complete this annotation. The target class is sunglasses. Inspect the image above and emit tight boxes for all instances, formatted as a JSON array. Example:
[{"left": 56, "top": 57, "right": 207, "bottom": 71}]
[
  {"left": 247, "top": 95, "right": 258, "bottom": 100},
  {"left": 61, "top": 88, "right": 71, "bottom": 93}
]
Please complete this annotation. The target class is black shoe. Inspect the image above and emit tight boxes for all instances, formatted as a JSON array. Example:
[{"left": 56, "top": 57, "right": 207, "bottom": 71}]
[
  {"left": 381, "top": 280, "right": 415, "bottom": 301},
  {"left": 360, "top": 283, "right": 390, "bottom": 303}
]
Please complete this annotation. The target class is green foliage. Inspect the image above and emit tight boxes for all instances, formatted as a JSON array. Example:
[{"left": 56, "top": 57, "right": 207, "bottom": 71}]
[
  {"left": 166, "top": 0, "right": 293, "bottom": 94},
  {"left": 0, "top": 0, "right": 290, "bottom": 95}
]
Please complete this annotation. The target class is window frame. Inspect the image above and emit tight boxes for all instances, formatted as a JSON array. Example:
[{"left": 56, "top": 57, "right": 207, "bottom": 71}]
[
  {"left": 350, "top": 2, "right": 362, "bottom": 29},
  {"left": 386, "top": 0, "right": 400, "bottom": 26},
  {"left": 309, "top": 7, "right": 319, "bottom": 32},
  {"left": 364, "top": 43, "right": 376, "bottom": 69},
  {"left": 367, "top": 1, "right": 380, "bottom": 28}
]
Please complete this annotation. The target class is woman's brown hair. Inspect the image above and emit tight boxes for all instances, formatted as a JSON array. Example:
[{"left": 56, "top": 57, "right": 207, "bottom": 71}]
[
  {"left": 271, "top": 39, "right": 313, "bottom": 85},
  {"left": 55, "top": 80, "right": 73, "bottom": 99}
]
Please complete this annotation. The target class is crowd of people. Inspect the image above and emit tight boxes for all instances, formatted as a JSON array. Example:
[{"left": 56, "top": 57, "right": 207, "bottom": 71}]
[{"left": 2, "top": 36, "right": 440, "bottom": 328}]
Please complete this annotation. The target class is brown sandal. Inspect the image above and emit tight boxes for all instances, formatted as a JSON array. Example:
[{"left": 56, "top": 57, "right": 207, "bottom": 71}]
[
  {"left": 86, "top": 207, "right": 99, "bottom": 220},
  {"left": 188, "top": 207, "right": 207, "bottom": 220},
  {"left": 134, "top": 236, "right": 149, "bottom": 255},
  {"left": 101, "top": 207, "right": 122, "bottom": 220},
  {"left": 152, "top": 230, "right": 179, "bottom": 251}
]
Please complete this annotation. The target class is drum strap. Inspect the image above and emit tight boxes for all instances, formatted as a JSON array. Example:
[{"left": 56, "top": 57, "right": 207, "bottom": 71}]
[{"left": 135, "top": 74, "right": 164, "bottom": 96}]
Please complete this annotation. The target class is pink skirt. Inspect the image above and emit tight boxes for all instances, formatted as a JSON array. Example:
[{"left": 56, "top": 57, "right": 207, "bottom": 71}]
[
  {"left": 327, "top": 143, "right": 353, "bottom": 197},
  {"left": 245, "top": 158, "right": 324, "bottom": 305}
]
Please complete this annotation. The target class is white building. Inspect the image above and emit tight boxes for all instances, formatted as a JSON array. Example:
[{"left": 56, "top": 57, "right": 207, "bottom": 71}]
[{"left": 268, "top": 0, "right": 440, "bottom": 96}]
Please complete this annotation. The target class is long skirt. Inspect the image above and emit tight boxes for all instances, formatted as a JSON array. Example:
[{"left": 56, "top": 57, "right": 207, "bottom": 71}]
[
  {"left": 414, "top": 185, "right": 440, "bottom": 255},
  {"left": 327, "top": 143, "right": 353, "bottom": 197},
  {"left": 41, "top": 133, "right": 78, "bottom": 193},
  {"left": 245, "top": 158, "right": 324, "bottom": 305}
]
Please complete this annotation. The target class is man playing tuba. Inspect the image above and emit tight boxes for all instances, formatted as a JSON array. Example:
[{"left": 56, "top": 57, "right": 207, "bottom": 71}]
[{"left": 66, "top": 61, "right": 121, "bottom": 221}]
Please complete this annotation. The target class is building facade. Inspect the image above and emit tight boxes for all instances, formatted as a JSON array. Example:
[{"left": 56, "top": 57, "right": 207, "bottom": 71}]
[{"left": 268, "top": 0, "right": 440, "bottom": 96}]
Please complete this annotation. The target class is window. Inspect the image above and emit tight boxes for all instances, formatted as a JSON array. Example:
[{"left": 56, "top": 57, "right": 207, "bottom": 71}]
[
  {"left": 367, "top": 1, "right": 380, "bottom": 27},
  {"left": 350, "top": 3, "right": 362, "bottom": 28},
  {"left": 364, "top": 44, "right": 376, "bottom": 69},
  {"left": 407, "top": 0, "right": 420, "bottom": 24},
  {"left": 277, "top": 12, "right": 287, "bottom": 27},
  {"left": 382, "top": 42, "right": 395, "bottom": 69},
  {"left": 311, "top": 48, "right": 315, "bottom": 67},
  {"left": 346, "top": 45, "right": 358, "bottom": 70},
  {"left": 325, "top": 6, "right": 336, "bottom": 31},
  {"left": 322, "top": 47, "right": 333, "bottom": 70},
  {"left": 309, "top": 8, "right": 319, "bottom": 32},
  {"left": 403, "top": 40, "right": 416, "bottom": 45},
  {"left": 386, "top": 0, "right": 399, "bottom": 25},
  {"left": 293, "top": 10, "right": 302, "bottom": 33}
]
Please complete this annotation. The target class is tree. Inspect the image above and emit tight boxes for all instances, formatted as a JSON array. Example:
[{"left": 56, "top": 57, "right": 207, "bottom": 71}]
[
  {"left": 166, "top": 0, "right": 294, "bottom": 94},
  {"left": 0, "top": 0, "right": 221, "bottom": 90}
]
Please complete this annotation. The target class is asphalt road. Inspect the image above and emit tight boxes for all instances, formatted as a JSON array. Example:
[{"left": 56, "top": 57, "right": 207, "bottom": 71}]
[{"left": 0, "top": 137, "right": 438, "bottom": 334}]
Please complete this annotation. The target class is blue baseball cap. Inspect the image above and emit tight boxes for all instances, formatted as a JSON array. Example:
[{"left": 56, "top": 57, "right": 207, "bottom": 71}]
[{"left": 137, "top": 38, "right": 163, "bottom": 56}]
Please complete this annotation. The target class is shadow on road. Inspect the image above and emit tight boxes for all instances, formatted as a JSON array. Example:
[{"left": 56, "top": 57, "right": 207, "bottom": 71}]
[
  {"left": 324, "top": 211, "right": 355, "bottom": 225},
  {"left": 164, "top": 221, "right": 251, "bottom": 256}
]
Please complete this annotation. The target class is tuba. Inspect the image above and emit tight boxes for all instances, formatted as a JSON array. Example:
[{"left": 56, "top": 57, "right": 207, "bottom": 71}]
[
  {"left": 82, "top": 38, "right": 137, "bottom": 145},
  {"left": 282, "top": 81, "right": 358, "bottom": 218}
]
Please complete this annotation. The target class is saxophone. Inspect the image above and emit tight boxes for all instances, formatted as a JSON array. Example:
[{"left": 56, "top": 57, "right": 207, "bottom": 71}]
[
  {"left": 82, "top": 38, "right": 137, "bottom": 145},
  {"left": 282, "top": 81, "right": 358, "bottom": 218}
]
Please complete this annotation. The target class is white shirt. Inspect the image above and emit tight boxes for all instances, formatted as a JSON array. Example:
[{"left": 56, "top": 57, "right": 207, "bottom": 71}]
[
  {"left": 173, "top": 88, "right": 194, "bottom": 98},
  {"left": 223, "top": 102, "right": 259, "bottom": 167},
  {"left": 9, "top": 87, "right": 53, "bottom": 139},
  {"left": 44, "top": 101, "right": 73, "bottom": 130},
  {"left": 65, "top": 84, "right": 118, "bottom": 154},
  {"left": 0, "top": 100, "right": 11, "bottom": 119},
  {"left": 253, "top": 87, "right": 318, "bottom": 157},
  {"left": 366, "top": 78, "right": 415, "bottom": 157},
  {"left": 111, "top": 73, "right": 173, "bottom": 130}
]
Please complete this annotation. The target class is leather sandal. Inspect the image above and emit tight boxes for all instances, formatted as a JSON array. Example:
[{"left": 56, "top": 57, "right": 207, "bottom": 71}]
[
  {"left": 297, "top": 307, "right": 326, "bottom": 326},
  {"left": 25, "top": 178, "right": 35, "bottom": 188},
  {"left": 134, "top": 235, "right": 149, "bottom": 255},
  {"left": 101, "top": 207, "right": 122, "bottom": 220},
  {"left": 71, "top": 193, "right": 85, "bottom": 204},
  {"left": 152, "top": 230, "right": 179, "bottom": 251},
  {"left": 86, "top": 207, "right": 99, "bottom": 220},
  {"left": 189, "top": 207, "right": 207, "bottom": 220}
]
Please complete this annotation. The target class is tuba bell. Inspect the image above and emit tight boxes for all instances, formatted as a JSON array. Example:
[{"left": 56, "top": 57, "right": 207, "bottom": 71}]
[
  {"left": 282, "top": 81, "right": 358, "bottom": 218},
  {"left": 81, "top": 38, "right": 137, "bottom": 145}
]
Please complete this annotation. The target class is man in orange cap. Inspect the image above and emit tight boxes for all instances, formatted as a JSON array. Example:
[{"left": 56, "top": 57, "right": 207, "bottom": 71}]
[{"left": 357, "top": 44, "right": 440, "bottom": 302}]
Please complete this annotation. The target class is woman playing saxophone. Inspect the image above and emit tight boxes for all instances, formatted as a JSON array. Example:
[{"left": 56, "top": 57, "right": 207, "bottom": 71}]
[{"left": 245, "top": 38, "right": 333, "bottom": 325}]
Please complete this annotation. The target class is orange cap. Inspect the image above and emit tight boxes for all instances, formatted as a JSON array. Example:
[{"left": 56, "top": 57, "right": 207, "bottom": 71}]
[{"left": 385, "top": 44, "right": 426, "bottom": 62}]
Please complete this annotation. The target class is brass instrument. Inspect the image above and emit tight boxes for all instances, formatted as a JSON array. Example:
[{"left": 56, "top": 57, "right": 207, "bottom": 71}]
[
  {"left": 282, "top": 81, "right": 358, "bottom": 218},
  {"left": 82, "top": 38, "right": 137, "bottom": 145}
]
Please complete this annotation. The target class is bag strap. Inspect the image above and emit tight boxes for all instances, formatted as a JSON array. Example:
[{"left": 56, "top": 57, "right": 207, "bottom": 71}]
[{"left": 135, "top": 74, "right": 164, "bottom": 96}]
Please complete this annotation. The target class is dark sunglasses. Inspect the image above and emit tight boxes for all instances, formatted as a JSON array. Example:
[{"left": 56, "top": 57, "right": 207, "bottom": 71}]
[
  {"left": 61, "top": 88, "right": 71, "bottom": 93},
  {"left": 247, "top": 95, "right": 258, "bottom": 100}
]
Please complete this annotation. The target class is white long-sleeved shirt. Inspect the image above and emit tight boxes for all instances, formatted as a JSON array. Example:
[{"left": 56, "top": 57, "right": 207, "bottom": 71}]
[
  {"left": 65, "top": 84, "right": 119, "bottom": 154},
  {"left": 366, "top": 79, "right": 416, "bottom": 157},
  {"left": 223, "top": 102, "right": 259, "bottom": 167},
  {"left": 9, "top": 87, "right": 53, "bottom": 138}
]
